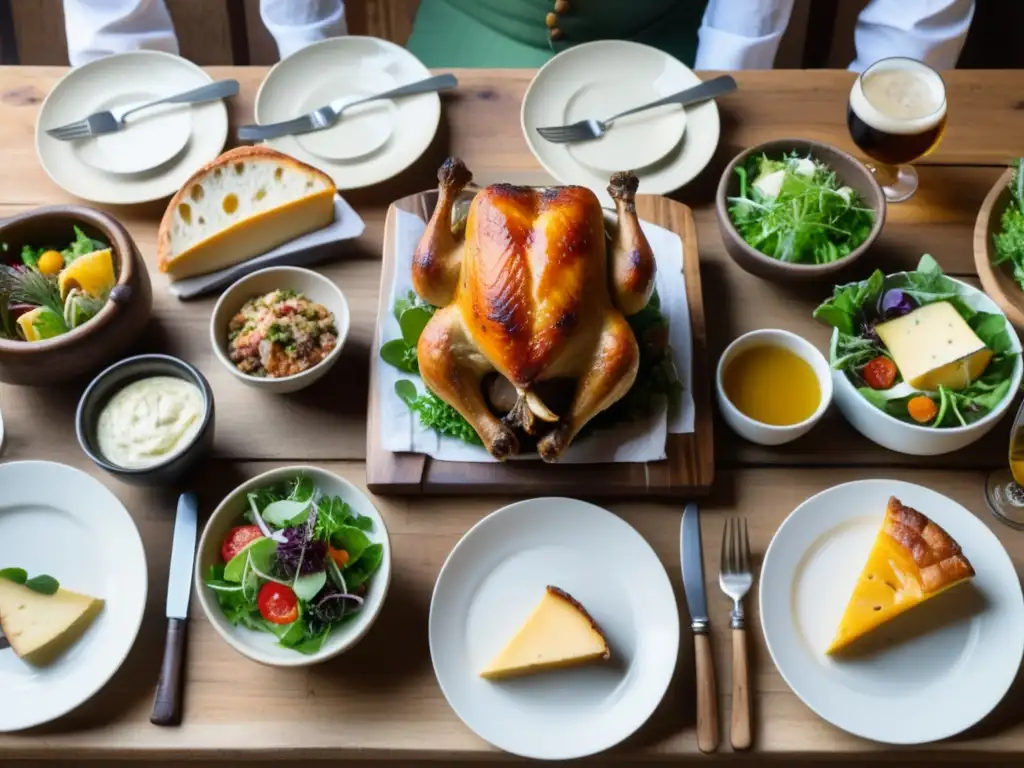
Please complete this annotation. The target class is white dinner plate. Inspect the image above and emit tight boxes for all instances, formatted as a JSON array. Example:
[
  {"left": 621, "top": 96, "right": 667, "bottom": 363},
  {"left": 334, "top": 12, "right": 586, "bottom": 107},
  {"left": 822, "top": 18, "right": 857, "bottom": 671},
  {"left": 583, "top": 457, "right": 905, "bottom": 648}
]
[
  {"left": 36, "top": 51, "right": 228, "bottom": 204},
  {"left": 429, "top": 497, "right": 679, "bottom": 760},
  {"left": 0, "top": 461, "right": 147, "bottom": 732},
  {"left": 522, "top": 40, "right": 720, "bottom": 206},
  {"left": 254, "top": 37, "right": 441, "bottom": 190},
  {"left": 760, "top": 479, "right": 1024, "bottom": 744}
]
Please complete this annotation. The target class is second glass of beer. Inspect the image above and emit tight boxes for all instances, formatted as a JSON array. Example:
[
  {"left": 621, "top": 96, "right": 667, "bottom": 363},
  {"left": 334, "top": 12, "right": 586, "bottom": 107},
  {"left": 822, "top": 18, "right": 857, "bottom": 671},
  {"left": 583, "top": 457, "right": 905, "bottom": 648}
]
[{"left": 847, "top": 57, "right": 947, "bottom": 203}]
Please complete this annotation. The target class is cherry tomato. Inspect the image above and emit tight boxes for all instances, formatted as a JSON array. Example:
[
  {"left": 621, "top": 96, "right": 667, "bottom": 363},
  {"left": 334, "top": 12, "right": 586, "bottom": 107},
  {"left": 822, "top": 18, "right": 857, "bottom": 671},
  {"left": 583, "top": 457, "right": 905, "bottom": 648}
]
[
  {"left": 328, "top": 545, "right": 350, "bottom": 568},
  {"left": 863, "top": 356, "right": 898, "bottom": 390},
  {"left": 258, "top": 582, "right": 299, "bottom": 625},
  {"left": 220, "top": 525, "right": 263, "bottom": 563}
]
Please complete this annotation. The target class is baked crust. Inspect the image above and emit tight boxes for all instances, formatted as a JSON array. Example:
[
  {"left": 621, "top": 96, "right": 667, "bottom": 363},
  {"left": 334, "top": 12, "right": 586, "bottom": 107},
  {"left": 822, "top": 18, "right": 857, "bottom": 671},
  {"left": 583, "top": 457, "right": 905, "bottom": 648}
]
[
  {"left": 883, "top": 496, "right": 975, "bottom": 593},
  {"left": 156, "top": 145, "right": 336, "bottom": 273},
  {"left": 546, "top": 585, "right": 611, "bottom": 659}
]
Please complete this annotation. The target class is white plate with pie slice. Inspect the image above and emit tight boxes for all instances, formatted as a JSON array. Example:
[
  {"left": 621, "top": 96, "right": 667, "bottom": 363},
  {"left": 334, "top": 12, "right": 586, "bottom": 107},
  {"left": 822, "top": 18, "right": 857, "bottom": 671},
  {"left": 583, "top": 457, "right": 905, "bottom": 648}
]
[
  {"left": 760, "top": 479, "right": 1024, "bottom": 744},
  {"left": 429, "top": 497, "right": 678, "bottom": 760},
  {"left": 35, "top": 51, "right": 229, "bottom": 204},
  {"left": 0, "top": 461, "right": 147, "bottom": 732}
]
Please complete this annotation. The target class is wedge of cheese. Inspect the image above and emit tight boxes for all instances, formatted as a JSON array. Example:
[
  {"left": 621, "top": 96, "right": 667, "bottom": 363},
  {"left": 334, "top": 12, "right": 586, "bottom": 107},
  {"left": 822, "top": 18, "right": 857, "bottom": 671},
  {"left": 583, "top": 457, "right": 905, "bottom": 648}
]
[
  {"left": 157, "top": 146, "right": 336, "bottom": 281},
  {"left": 875, "top": 301, "right": 993, "bottom": 391},
  {"left": 827, "top": 497, "right": 974, "bottom": 654},
  {"left": 480, "top": 586, "right": 610, "bottom": 680},
  {"left": 0, "top": 578, "right": 103, "bottom": 666}
]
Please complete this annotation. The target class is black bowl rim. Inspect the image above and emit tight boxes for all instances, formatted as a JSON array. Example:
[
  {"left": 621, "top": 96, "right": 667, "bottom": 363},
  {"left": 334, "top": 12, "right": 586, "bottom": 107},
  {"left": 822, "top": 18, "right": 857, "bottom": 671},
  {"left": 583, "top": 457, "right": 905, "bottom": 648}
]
[
  {"left": 715, "top": 137, "right": 887, "bottom": 272},
  {"left": 75, "top": 353, "right": 214, "bottom": 476}
]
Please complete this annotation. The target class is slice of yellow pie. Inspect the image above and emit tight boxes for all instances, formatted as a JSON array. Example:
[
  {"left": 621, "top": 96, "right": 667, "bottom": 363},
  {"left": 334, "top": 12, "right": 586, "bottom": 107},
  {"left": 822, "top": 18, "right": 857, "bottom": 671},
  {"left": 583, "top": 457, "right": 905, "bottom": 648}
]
[
  {"left": 480, "top": 586, "right": 611, "bottom": 679},
  {"left": 827, "top": 496, "right": 974, "bottom": 655}
]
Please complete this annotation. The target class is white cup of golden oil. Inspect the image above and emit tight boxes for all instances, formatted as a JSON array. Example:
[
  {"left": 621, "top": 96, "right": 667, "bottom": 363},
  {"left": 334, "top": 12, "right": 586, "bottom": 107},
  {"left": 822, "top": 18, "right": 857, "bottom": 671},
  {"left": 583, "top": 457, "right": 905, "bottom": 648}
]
[{"left": 716, "top": 329, "right": 833, "bottom": 446}]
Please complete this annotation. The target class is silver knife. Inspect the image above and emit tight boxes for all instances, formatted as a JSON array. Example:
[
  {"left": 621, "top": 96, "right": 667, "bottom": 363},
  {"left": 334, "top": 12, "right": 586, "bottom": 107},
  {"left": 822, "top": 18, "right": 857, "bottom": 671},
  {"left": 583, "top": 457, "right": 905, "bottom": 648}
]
[
  {"left": 681, "top": 502, "right": 719, "bottom": 753},
  {"left": 237, "top": 73, "right": 458, "bottom": 142},
  {"left": 151, "top": 492, "right": 198, "bottom": 726}
]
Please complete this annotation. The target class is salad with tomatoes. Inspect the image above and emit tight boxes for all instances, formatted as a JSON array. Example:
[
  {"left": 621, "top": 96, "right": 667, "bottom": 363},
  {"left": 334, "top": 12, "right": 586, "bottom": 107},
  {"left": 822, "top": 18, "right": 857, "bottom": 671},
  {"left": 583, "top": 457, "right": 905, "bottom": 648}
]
[{"left": 204, "top": 474, "right": 384, "bottom": 655}]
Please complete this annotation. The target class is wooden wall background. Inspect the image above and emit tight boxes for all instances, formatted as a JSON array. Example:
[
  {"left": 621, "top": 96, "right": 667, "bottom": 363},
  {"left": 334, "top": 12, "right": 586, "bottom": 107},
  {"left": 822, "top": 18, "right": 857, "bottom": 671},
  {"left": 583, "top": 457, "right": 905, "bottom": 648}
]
[{"left": 0, "top": 0, "right": 1019, "bottom": 68}]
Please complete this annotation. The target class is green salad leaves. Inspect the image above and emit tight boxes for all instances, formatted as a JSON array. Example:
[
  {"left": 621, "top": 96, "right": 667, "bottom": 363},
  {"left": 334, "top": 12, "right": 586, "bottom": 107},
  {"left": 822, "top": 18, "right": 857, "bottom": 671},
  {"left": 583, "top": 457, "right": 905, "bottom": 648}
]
[
  {"left": 205, "top": 475, "right": 384, "bottom": 655},
  {"left": 18, "top": 226, "right": 105, "bottom": 270},
  {"left": 992, "top": 158, "right": 1024, "bottom": 289},
  {"left": 727, "top": 152, "right": 875, "bottom": 265},
  {"left": 814, "top": 254, "right": 1020, "bottom": 428}
]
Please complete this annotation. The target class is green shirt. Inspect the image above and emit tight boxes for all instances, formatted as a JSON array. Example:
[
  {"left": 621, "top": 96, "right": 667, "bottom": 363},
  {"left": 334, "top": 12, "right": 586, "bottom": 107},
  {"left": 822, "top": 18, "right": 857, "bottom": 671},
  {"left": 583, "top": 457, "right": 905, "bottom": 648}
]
[{"left": 407, "top": 0, "right": 708, "bottom": 68}]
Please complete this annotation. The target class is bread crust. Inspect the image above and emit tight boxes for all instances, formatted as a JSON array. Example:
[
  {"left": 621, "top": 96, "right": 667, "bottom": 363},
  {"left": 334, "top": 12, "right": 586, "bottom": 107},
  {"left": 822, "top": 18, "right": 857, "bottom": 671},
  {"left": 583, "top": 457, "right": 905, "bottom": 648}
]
[
  {"left": 157, "top": 146, "right": 336, "bottom": 273},
  {"left": 545, "top": 585, "right": 611, "bottom": 659},
  {"left": 884, "top": 496, "right": 975, "bottom": 593}
]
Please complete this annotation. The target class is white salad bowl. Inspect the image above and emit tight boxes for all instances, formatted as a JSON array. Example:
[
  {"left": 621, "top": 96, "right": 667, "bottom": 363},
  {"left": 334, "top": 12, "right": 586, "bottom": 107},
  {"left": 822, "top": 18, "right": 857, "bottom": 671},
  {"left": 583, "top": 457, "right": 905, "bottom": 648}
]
[
  {"left": 195, "top": 465, "right": 392, "bottom": 667},
  {"left": 831, "top": 275, "right": 1023, "bottom": 456},
  {"left": 210, "top": 266, "right": 350, "bottom": 395},
  {"left": 716, "top": 329, "right": 833, "bottom": 446}
]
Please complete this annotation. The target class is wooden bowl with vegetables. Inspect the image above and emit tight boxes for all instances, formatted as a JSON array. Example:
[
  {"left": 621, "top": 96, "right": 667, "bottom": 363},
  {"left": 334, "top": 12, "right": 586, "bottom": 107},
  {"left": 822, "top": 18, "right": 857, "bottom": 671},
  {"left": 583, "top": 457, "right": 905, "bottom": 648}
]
[
  {"left": 716, "top": 138, "right": 885, "bottom": 281},
  {"left": 0, "top": 205, "right": 152, "bottom": 385},
  {"left": 974, "top": 164, "right": 1024, "bottom": 330}
]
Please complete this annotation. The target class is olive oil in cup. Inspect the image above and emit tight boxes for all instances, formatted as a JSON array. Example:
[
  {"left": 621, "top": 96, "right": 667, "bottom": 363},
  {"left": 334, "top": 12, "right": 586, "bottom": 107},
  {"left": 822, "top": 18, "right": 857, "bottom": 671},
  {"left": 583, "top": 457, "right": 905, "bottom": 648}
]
[{"left": 716, "top": 329, "right": 833, "bottom": 445}]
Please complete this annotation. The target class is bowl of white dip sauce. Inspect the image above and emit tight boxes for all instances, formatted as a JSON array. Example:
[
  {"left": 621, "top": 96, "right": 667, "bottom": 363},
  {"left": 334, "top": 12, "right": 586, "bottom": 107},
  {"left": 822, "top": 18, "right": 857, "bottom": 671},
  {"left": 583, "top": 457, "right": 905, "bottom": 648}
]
[{"left": 76, "top": 354, "right": 214, "bottom": 485}]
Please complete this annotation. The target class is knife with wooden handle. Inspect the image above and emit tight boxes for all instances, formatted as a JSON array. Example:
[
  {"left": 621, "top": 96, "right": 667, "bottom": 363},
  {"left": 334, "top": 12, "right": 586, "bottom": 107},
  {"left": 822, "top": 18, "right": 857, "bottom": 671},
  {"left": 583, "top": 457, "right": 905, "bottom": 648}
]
[
  {"left": 151, "top": 492, "right": 198, "bottom": 726},
  {"left": 681, "top": 502, "right": 719, "bottom": 753}
]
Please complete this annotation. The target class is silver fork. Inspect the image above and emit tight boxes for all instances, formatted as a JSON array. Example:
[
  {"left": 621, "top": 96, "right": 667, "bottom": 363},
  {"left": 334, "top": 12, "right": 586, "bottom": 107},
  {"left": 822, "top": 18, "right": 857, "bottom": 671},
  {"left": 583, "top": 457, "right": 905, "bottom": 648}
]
[
  {"left": 45, "top": 79, "right": 239, "bottom": 141},
  {"left": 236, "top": 73, "right": 459, "bottom": 141},
  {"left": 719, "top": 516, "right": 753, "bottom": 751},
  {"left": 535, "top": 74, "right": 737, "bottom": 144}
]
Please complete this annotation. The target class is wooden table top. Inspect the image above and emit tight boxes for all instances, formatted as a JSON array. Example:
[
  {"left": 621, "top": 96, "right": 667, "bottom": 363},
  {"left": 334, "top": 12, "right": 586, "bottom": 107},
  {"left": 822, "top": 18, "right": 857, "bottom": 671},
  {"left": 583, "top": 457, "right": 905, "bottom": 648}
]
[{"left": 0, "top": 67, "right": 1022, "bottom": 764}]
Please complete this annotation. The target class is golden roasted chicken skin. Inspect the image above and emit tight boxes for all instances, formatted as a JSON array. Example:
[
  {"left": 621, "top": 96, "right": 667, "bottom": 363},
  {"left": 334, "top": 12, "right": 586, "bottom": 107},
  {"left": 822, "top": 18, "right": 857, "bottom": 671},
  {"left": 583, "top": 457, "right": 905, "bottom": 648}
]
[{"left": 412, "top": 158, "right": 656, "bottom": 461}]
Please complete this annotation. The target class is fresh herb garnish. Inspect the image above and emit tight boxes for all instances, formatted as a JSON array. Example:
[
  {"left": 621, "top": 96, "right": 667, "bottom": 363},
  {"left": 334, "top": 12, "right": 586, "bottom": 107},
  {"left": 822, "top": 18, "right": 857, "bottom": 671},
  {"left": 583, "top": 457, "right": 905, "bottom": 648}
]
[
  {"left": 24, "top": 575, "right": 60, "bottom": 595},
  {"left": 1, "top": 568, "right": 60, "bottom": 595},
  {"left": 394, "top": 379, "right": 485, "bottom": 445},
  {"left": 0, "top": 567, "right": 28, "bottom": 584},
  {"left": 727, "top": 152, "right": 875, "bottom": 265},
  {"left": 61, "top": 226, "right": 105, "bottom": 264},
  {"left": 992, "top": 158, "right": 1024, "bottom": 289},
  {"left": 0, "top": 265, "right": 66, "bottom": 320}
]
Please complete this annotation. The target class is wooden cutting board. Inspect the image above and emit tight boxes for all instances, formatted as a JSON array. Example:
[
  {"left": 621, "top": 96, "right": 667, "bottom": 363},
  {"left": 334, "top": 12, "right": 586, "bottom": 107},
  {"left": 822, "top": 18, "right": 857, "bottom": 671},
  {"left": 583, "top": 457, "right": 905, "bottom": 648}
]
[{"left": 366, "top": 190, "right": 713, "bottom": 498}]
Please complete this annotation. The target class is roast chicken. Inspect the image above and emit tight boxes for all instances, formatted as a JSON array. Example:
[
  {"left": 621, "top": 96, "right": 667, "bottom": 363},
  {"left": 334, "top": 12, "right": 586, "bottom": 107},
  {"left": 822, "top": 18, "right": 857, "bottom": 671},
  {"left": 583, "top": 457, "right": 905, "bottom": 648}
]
[{"left": 412, "top": 158, "right": 657, "bottom": 462}]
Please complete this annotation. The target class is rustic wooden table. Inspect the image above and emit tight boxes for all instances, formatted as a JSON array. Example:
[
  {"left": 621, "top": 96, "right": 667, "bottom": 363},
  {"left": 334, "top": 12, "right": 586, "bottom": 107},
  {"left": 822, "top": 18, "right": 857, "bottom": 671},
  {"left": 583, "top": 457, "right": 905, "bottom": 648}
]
[{"left": 0, "top": 67, "right": 1022, "bottom": 766}]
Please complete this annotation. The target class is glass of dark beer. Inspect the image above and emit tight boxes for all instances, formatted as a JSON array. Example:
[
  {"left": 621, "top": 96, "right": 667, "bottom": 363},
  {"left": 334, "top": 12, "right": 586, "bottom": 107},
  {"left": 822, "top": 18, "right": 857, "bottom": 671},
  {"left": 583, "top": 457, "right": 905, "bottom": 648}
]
[{"left": 847, "top": 57, "right": 947, "bottom": 203}]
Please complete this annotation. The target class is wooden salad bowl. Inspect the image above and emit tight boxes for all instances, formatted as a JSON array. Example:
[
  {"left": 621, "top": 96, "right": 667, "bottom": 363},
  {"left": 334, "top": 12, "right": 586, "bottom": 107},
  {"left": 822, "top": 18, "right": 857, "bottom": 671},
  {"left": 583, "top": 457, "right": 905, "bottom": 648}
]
[
  {"left": 716, "top": 138, "right": 886, "bottom": 282},
  {"left": 0, "top": 205, "right": 152, "bottom": 385},
  {"left": 974, "top": 167, "right": 1024, "bottom": 330}
]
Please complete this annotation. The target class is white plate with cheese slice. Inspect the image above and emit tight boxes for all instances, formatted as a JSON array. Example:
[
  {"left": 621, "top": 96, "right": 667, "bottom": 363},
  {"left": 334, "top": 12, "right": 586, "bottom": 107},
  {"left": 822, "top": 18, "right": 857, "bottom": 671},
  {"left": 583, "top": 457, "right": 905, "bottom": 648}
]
[
  {"left": 429, "top": 497, "right": 679, "bottom": 760},
  {"left": 0, "top": 461, "right": 147, "bottom": 732}
]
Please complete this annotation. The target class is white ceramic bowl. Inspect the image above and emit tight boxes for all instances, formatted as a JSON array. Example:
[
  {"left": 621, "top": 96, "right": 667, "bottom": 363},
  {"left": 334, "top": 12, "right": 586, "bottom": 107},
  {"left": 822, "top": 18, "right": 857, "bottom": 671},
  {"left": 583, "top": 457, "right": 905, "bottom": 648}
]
[
  {"left": 831, "top": 275, "right": 1023, "bottom": 455},
  {"left": 211, "top": 266, "right": 350, "bottom": 394},
  {"left": 716, "top": 329, "right": 833, "bottom": 446},
  {"left": 194, "top": 465, "right": 392, "bottom": 667}
]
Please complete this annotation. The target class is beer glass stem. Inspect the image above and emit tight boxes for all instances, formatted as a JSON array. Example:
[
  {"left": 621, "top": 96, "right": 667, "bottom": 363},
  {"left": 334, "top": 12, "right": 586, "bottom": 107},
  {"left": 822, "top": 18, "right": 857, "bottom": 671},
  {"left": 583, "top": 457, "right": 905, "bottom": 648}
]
[{"left": 865, "top": 162, "right": 919, "bottom": 203}]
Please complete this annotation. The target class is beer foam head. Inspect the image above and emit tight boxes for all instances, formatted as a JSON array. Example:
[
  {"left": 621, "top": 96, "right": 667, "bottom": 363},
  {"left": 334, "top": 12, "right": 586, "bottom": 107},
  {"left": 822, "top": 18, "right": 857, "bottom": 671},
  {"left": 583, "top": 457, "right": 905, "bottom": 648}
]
[{"left": 850, "top": 57, "right": 946, "bottom": 135}]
